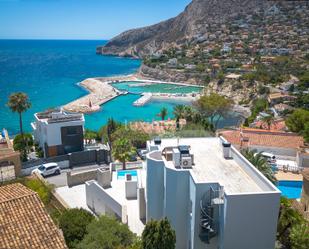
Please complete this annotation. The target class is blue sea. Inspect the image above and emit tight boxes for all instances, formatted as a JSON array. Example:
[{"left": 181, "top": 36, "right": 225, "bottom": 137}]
[{"left": 0, "top": 40, "right": 239, "bottom": 135}]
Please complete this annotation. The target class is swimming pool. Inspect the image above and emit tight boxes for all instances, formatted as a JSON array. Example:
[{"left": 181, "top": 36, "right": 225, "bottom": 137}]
[
  {"left": 278, "top": 181, "right": 303, "bottom": 199},
  {"left": 117, "top": 170, "right": 138, "bottom": 180}
]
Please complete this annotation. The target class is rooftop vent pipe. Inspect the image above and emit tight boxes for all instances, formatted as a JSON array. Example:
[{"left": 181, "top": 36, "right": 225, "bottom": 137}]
[
  {"left": 154, "top": 137, "right": 161, "bottom": 145},
  {"left": 222, "top": 142, "right": 232, "bottom": 159}
]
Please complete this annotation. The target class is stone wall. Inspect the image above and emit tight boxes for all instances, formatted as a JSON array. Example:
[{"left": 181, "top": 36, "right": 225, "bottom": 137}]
[
  {"left": 67, "top": 167, "right": 111, "bottom": 188},
  {"left": 67, "top": 169, "right": 98, "bottom": 187},
  {"left": 301, "top": 169, "right": 309, "bottom": 213}
]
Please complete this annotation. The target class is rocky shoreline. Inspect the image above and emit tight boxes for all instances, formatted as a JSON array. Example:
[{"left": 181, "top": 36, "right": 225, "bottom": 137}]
[{"left": 139, "top": 64, "right": 208, "bottom": 85}]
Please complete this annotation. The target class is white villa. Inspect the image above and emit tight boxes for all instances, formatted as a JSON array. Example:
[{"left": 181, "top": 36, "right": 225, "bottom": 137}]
[
  {"left": 146, "top": 137, "right": 280, "bottom": 249},
  {"left": 32, "top": 109, "right": 85, "bottom": 157},
  {"left": 84, "top": 136, "right": 280, "bottom": 249}
]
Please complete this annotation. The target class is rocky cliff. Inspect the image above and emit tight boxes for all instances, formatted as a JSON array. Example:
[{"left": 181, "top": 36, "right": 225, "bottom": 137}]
[{"left": 98, "top": 0, "right": 272, "bottom": 57}]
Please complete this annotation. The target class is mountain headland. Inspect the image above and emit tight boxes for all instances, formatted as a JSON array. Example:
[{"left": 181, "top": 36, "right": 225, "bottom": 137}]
[{"left": 97, "top": 0, "right": 309, "bottom": 105}]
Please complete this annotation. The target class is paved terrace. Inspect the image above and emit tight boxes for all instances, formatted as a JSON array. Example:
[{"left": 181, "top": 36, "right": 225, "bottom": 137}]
[
  {"left": 149, "top": 137, "right": 278, "bottom": 194},
  {"left": 102, "top": 171, "right": 145, "bottom": 235}
]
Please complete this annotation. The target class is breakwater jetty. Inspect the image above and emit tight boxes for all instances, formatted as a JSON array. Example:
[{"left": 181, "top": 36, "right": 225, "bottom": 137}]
[
  {"left": 63, "top": 78, "right": 121, "bottom": 113},
  {"left": 133, "top": 93, "right": 152, "bottom": 106},
  {"left": 62, "top": 74, "right": 142, "bottom": 113}
]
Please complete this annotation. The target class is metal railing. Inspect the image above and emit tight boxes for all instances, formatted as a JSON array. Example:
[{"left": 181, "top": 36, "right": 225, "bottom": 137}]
[
  {"left": 110, "top": 161, "right": 143, "bottom": 171},
  {"left": 199, "top": 186, "right": 224, "bottom": 244},
  {"left": 276, "top": 164, "right": 304, "bottom": 173}
]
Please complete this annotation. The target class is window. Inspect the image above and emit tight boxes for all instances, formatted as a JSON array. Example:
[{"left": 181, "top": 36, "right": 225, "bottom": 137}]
[
  {"left": 38, "top": 166, "right": 45, "bottom": 171},
  {"left": 66, "top": 127, "right": 78, "bottom": 135}
]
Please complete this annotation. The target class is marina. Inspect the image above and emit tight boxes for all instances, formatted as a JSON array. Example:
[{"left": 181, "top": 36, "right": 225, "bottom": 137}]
[{"left": 62, "top": 74, "right": 203, "bottom": 113}]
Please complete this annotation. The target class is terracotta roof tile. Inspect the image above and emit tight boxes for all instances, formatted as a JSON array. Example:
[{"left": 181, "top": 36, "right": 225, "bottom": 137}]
[
  {"left": 0, "top": 183, "right": 67, "bottom": 249},
  {"left": 220, "top": 128, "right": 304, "bottom": 149}
]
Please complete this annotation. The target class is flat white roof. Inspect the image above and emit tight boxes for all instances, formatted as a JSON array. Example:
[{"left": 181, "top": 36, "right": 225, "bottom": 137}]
[{"left": 149, "top": 137, "right": 275, "bottom": 194}]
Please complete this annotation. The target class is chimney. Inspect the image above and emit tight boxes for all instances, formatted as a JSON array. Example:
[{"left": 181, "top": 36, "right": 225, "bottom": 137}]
[
  {"left": 222, "top": 142, "right": 232, "bottom": 159},
  {"left": 154, "top": 137, "right": 161, "bottom": 145}
]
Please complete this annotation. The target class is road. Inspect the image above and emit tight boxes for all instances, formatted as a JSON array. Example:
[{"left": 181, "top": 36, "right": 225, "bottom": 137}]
[{"left": 45, "top": 164, "right": 107, "bottom": 187}]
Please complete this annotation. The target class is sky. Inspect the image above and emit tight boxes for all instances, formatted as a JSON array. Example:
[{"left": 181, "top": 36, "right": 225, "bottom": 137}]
[{"left": 0, "top": 0, "right": 191, "bottom": 40}]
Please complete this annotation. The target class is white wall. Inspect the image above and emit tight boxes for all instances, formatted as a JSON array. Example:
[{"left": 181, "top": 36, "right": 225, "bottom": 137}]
[
  {"left": 250, "top": 145, "right": 297, "bottom": 157},
  {"left": 146, "top": 155, "right": 165, "bottom": 221},
  {"left": 34, "top": 119, "right": 84, "bottom": 147},
  {"left": 221, "top": 193, "right": 280, "bottom": 249},
  {"left": 125, "top": 181, "right": 138, "bottom": 199},
  {"left": 47, "top": 120, "right": 84, "bottom": 146},
  {"left": 164, "top": 167, "right": 190, "bottom": 249},
  {"left": 86, "top": 180, "right": 127, "bottom": 223},
  {"left": 231, "top": 147, "right": 278, "bottom": 192}
]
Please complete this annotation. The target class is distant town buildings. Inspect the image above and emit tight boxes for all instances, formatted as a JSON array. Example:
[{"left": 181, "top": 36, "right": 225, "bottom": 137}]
[{"left": 31, "top": 109, "right": 85, "bottom": 157}]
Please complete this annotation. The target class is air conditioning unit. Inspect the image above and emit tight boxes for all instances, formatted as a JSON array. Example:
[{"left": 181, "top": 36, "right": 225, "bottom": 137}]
[{"left": 181, "top": 156, "right": 192, "bottom": 168}]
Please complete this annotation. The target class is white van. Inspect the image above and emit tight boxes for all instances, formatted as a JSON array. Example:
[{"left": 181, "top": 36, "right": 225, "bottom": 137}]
[{"left": 260, "top": 152, "right": 276, "bottom": 163}]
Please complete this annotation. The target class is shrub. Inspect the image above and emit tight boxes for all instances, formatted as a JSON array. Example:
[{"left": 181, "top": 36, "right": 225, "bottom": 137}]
[
  {"left": 23, "top": 178, "right": 53, "bottom": 204},
  {"left": 13, "top": 133, "right": 34, "bottom": 161},
  {"left": 77, "top": 215, "right": 136, "bottom": 249},
  {"left": 59, "top": 208, "right": 95, "bottom": 249},
  {"left": 142, "top": 218, "right": 176, "bottom": 249}
]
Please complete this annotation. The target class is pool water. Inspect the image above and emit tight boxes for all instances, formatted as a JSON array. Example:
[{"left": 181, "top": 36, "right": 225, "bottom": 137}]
[
  {"left": 117, "top": 170, "right": 138, "bottom": 180},
  {"left": 112, "top": 81, "right": 203, "bottom": 94},
  {"left": 278, "top": 181, "right": 303, "bottom": 199}
]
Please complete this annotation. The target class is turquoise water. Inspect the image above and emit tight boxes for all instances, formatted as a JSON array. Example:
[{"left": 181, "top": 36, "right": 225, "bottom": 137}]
[
  {"left": 117, "top": 170, "right": 138, "bottom": 180},
  {"left": 86, "top": 94, "right": 189, "bottom": 131},
  {"left": 0, "top": 40, "right": 240, "bottom": 135},
  {"left": 0, "top": 39, "right": 141, "bottom": 134},
  {"left": 112, "top": 81, "right": 202, "bottom": 94},
  {"left": 278, "top": 181, "right": 303, "bottom": 199}
]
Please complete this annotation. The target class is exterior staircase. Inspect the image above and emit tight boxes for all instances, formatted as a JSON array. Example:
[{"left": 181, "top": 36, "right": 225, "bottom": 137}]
[{"left": 199, "top": 186, "right": 224, "bottom": 244}]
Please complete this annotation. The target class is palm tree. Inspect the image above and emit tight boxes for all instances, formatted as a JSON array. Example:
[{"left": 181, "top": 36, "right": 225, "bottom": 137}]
[
  {"left": 183, "top": 106, "right": 195, "bottom": 122},
  {"left": 173, "top": 105, "right": 185, "bottom": 120},
  {"left": 241, "top": 149, "right": 277, "bottom": 184},
  {"left": 261, "top": 114, "right": 275, "bottom": 130},
  {"left": 159, "top": 107, "right": 168, "bottom": 121},
  {"left": 112, "top": 138, "right": 135, "bottom": 170},
  {"left": 173, "top": 105, "right": 185, "bottom": 129},
  {"left": 7, "top": 92, "right": 31, "bottom": 136}
]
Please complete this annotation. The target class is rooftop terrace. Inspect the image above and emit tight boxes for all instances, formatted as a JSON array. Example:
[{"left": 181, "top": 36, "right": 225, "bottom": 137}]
[
  {"left": 148, "top": 137, "right": 279, "bottom": 194},
  {"left": 35, "top": 109, "right": 84, "bottom": 124}
]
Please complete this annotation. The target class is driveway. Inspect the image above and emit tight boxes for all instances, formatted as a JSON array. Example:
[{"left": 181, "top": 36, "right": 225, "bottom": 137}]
[{"left": 45, "top": 164, "right": 107, "bottom": 187}]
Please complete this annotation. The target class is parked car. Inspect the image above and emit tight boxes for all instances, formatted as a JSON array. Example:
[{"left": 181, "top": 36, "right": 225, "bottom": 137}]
[
  {"left": 32, "top": 163, "right": 61, "bottom": 177},
  {"left": 137, "top": 149, "right": 148, "bottom": 160},
  {"left": 256, "top": 152, "right": 276, "bottom": 164},
  {"left": 129, "top": 154, "right": 138, "bottom": 162}
]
